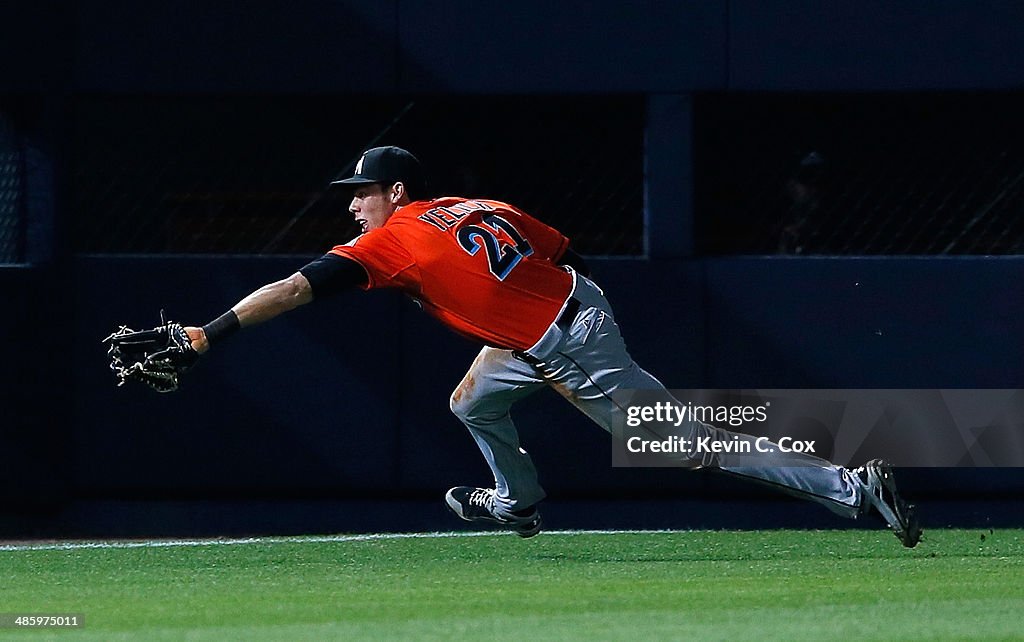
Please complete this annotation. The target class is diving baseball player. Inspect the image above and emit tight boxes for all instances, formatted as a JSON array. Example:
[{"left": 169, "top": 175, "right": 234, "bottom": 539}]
[{"left": 185, "top": 146, "right": 921, "bottom": 547}]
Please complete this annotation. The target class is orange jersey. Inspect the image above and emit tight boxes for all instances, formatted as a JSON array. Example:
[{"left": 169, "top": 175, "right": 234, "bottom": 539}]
[{"left": 330, "top": 197, "right": 573, "bottom": 351}]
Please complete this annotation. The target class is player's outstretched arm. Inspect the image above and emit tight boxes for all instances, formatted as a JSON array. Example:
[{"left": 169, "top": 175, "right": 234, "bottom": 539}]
[{"left": 185, "top": 271, "right": 313, "bottom": 353}]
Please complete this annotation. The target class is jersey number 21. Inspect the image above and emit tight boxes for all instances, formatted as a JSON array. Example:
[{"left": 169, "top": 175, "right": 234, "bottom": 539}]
[{"left": 457, "top": 214, "right": 534, "bottom": 280}]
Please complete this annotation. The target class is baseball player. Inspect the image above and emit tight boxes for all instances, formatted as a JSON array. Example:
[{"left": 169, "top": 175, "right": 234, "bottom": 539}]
[{"left": 185, "top": 146, "right": 921, "bottom": 547}]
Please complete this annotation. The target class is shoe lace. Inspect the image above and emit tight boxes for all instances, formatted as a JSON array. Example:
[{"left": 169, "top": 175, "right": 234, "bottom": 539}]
[{"left": 468, "top": 488, "right": 495, "bottom": 509}]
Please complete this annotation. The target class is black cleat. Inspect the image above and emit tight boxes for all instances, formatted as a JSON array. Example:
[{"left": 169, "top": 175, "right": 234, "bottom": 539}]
[
  {"left": 856, "top": 459, "right": 922, "bottom": 548},
  {"left": 445, "top": 486, "right": 542, "bottom": 538}
]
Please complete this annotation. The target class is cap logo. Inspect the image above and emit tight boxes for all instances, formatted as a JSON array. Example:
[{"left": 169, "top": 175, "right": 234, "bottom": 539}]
[{"left": 354, "top": 153, "right": 366, "bottom": 176}]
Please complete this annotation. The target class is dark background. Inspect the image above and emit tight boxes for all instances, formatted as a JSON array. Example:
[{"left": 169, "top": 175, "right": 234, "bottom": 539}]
[{"left": 2, "top": 0, "right": 1022, "bottom": 538}]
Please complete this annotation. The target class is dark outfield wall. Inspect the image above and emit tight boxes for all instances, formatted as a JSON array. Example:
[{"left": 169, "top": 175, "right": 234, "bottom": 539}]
[{"left": 3, "top": 255, "right": 1022, "bottom": 536}]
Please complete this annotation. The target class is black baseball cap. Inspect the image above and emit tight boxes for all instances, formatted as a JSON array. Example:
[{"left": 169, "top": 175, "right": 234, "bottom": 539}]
[{"left": 331, "top": 146, "right": 425, "bottom": 195}]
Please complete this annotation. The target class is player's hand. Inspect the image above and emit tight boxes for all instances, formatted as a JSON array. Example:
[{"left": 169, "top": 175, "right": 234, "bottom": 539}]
[{"left": 184, "top": 326, "right": 210, "bottom": 354}]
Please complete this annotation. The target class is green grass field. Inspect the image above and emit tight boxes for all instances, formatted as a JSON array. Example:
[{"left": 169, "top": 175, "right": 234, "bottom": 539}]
[{"left": 1, "top": 529, "right": 1022, "bottom": 641}]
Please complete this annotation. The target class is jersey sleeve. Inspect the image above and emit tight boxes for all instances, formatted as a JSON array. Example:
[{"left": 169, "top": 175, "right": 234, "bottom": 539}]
[
  {"left": 328, "top": 228, "right": 416, "bottom": 290},
  {"left": 495, "top": 202, "right": 570, "bottom": 262}
]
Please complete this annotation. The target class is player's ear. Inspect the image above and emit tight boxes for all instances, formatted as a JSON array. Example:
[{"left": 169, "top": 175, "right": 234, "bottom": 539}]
[{"left": 390, "top": 182, "right": 406, "bottom": 204}]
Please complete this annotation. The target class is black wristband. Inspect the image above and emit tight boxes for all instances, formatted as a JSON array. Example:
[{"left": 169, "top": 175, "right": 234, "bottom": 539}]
[{"left": 202, "top": 310, "right": 241, "bottom": 346}]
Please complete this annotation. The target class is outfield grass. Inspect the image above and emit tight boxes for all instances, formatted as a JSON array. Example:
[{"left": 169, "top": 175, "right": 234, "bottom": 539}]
[{"left": 1, "top": 529, "right": 1022, "bottom": 641}]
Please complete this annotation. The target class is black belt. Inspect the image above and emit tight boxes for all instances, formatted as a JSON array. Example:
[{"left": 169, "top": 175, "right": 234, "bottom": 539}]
[
  {"left": 512, "top": 297, "right": 581, "bottom": 366},
  {"left": 555, "top": 297, "right": 581, "bottom": 330}
]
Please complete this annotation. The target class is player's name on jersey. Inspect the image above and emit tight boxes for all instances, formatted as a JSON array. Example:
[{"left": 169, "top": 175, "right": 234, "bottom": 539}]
[{"left": 418, "top": 200, "right": 496, "bottom": 231}]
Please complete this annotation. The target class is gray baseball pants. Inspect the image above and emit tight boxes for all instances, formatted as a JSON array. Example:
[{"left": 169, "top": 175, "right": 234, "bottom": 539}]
[{"left": 449, "top": 272, "right": 864, "bottom": 520}]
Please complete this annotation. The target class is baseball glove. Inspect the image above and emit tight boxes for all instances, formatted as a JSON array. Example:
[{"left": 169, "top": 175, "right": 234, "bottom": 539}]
[{"left": 103, "top": 312, "right": 199, "bottom": 393}]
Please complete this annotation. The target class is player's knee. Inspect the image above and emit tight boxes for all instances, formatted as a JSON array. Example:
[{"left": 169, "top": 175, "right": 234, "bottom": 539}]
[
  {"left": 451, "top": 365, "right": 495, "bottom": 418},
  {"left": 450, "top": 385, "right": 506, "bottom": 425},
  {"left": 450, "top": 385, "right": 474, "bottom": 421}
]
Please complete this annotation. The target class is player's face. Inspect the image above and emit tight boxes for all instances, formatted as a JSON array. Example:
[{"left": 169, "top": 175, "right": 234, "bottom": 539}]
[{"left": 349, "top": 184, "right": 397, "bottom": 233}]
